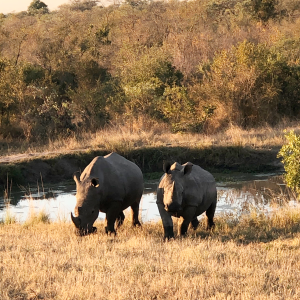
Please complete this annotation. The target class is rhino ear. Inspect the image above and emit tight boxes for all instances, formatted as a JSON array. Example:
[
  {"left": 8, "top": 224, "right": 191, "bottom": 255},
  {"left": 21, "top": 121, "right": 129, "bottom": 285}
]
[
  {"left": 163, "top": 161, "right": 172, "bottom": 174},
  {"left": 91, "top": 178, "right": 99, "bottom": 187},
  {"left": 73, "top": 172, "right": 81, "bottom": 185},
  {"left": 183, "top": 163, "right": 193, "bottom": 175}
]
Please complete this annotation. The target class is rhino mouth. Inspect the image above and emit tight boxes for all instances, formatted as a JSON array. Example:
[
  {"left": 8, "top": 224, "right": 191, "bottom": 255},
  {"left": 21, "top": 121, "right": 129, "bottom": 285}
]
[{"left": 75, "top": 226, "right": 97, "bottom": 236}]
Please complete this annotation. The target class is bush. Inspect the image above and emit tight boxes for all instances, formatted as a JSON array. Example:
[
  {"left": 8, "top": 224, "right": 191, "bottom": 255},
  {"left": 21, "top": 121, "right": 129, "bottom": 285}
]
[
  {"left": 196, "top": 41, "right": 300, "bottom": 128},
  {"left": 278, "top": 130, "right": 300, "bottom": 195}
]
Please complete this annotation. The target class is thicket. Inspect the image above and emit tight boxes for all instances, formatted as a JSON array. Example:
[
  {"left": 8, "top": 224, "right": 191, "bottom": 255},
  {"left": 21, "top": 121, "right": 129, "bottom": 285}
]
[{"left": 0, "top": 0, "right": 300, "bottom": 141}]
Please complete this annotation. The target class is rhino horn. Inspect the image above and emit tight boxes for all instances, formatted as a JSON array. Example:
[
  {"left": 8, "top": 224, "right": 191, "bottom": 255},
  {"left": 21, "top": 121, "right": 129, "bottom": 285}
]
[
  {"left": 71, "top": 212, "right": 81, "bottom": 228},
  {"left": 163, "top": 161, "right": 171, "bottom": 174}
]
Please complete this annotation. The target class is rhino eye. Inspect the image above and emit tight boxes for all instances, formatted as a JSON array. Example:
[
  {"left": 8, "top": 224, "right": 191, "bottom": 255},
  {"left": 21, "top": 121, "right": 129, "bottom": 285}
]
[{"left": 91, "top": 178, "right": 99, "bottom": 187}]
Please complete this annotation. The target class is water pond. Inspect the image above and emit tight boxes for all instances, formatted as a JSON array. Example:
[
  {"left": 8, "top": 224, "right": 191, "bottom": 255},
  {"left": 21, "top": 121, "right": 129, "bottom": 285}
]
[{"left": 0, "top": 172, "right": 296, "bottom": 223}]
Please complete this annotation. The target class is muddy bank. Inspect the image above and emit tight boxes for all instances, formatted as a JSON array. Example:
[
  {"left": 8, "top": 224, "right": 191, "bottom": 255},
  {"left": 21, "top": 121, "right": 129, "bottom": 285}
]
[{"left": 0, "top": 146, "right": 283, "bottom": 186}]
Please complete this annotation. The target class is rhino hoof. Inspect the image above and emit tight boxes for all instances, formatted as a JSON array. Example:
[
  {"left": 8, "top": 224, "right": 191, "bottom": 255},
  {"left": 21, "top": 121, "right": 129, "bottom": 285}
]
[
  {"left": 105, "top": 227, "right": 116, "bottom": 236},
  {"left": 207, "top": 219, "right": 215, "bottom": 231},
  {"left": 164, "top": 236, "right": 175, "bottom": 242},
  {"left": 133, "top": 221, "right": 141, "bottom": 227}
]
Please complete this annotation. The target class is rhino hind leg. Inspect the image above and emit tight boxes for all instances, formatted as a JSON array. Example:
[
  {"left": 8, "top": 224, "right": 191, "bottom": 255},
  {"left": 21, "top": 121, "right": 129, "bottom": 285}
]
[
  {"left": 116, "top": 211, "right": 125, "bottom": 228},
  {"left": 206, "top": 201, "right": 217, "bottom": 231},
  {"left": 131, "top": 201, "right": 141, "bottom": 227}
]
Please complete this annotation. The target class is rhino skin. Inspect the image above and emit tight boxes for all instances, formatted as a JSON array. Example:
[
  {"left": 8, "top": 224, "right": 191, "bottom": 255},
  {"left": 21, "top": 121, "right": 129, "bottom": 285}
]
[
  {"left": 156, "top": 161, "right": 217, "bottom": 240},
  {"left": 71, "top": 152, "right": 143, "bottom": 236}
]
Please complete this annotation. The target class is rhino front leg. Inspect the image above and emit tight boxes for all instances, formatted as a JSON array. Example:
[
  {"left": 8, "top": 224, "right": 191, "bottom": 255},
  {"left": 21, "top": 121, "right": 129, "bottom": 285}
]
[
  {"left": 131, "top": 201, "right": 141, "bottom": 227},
  {"left": 179, "top": 206, "right": 197, "bottom": 236},
  {"left": 157, "top": 202, "right": 174, "bottom": 240},
  {"left": 105, "top": 202, "right": 123, "bottom": 235}
]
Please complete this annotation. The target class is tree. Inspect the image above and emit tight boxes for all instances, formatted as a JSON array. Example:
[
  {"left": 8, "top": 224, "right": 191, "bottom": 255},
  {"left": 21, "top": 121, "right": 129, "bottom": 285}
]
[
  {"left": 249, "top": 0, "right": 278, "bottom": 23},
  {"left": 28, "top": 0, "right": 49, "bottom": 15},
  {"left": 67, "top": 0, "right": 99, "bottom": 11}
]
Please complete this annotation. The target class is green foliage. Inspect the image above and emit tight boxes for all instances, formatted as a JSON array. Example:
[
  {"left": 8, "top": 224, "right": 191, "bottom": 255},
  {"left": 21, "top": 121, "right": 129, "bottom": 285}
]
[
  {"left": 249, "top": 0, "right": 279, "bottom": 22},
  {"left": 67, "top": 0, "right": 99, "bottom": 11},
  {"left": 119, "top": 46, "right": 185, "bottom": 125},
  {"left": 95, "top": 26, "right": 111, "bottom": 45},
  {"left": 158, "top": 86, "right": 199, "bottom": 132},
  {"left": 278, "top": 130, "right": 300, "bottom": 195},
  {"left": 197, "top": 41, "right": 300, "bottom": 128},
  {"left": 0, "top": 0, "right": 299, "bottom": 140},
  {"left": 22, "top": 64, "right": 45, "bottom": 85},
  {"left": 28, "top": 0, "right": 49, "bottom": 15}
]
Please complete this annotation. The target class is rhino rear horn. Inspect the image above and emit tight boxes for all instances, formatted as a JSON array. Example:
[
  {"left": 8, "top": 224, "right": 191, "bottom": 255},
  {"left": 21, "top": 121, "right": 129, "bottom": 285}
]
[{"left": 71, "top": 212, "right": 81, "bottom": 228}]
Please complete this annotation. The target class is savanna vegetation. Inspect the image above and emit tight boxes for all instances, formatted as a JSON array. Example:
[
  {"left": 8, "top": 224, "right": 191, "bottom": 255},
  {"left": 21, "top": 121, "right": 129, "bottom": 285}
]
[
  {"left": 1, "top": 204, "right": 300, "bottom": 299},
  {"left": 0, "top": 0, "right": 300, "bottom": 147},
  {"left": 2, "top": 2, "right": 300, "bottom": 299}
]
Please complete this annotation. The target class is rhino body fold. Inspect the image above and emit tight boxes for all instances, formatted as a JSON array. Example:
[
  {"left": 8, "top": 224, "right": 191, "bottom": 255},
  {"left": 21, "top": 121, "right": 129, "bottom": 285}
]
[
  {"left": 71, "top": 152, "right": 143, "bottom": 236},
  {"left": 156, "top": 161, "right": 217, "bottom": 240}
]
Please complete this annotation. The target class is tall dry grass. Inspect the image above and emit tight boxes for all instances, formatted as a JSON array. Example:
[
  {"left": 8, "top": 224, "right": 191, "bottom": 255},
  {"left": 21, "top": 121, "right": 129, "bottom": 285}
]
[
  {"left": 1, "top": 121, "right": 299, "bottom": 160},
  {"left": 1, "top": 205, "right": 300, "bottom": 300}
]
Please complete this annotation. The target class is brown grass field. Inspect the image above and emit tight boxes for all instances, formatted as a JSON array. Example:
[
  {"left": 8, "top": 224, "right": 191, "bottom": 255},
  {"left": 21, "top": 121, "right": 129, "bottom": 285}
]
[
  {"left": 1, "top": 121, "right": 300, "bottom": 160},
  {"left": 1, "top": 205, "right": 300, "bottom": 300},
  {"left": 1, "top": 122, "right": 300, "bottom": 299}
]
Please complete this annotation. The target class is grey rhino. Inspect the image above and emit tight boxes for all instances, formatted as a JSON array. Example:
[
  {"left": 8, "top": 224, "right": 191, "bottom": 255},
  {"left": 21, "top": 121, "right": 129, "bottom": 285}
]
[
  {"left": 71, "top": 152, "right": 143, "bottom": 236},
  {"left": 156, "top": 161, "right": 217, "bottom": 239}
]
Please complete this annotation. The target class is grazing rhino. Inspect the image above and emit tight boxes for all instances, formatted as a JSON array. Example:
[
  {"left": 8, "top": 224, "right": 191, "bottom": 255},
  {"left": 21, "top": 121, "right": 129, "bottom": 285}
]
[
  {"left": 156, "top": 161, "right": 217, "bottom": 240},
  {"left": 71, "top": 152, "right": 143, "bottom": 236}
]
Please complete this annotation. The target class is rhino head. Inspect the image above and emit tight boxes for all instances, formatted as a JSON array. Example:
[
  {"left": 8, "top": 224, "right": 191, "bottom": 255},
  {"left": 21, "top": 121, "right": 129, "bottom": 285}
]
[
  {"left": 71, "top": 172, "right": 100, "bottom": 236},
  {"left": 162, "top": 162, "right": 193, "bottom": 214}
]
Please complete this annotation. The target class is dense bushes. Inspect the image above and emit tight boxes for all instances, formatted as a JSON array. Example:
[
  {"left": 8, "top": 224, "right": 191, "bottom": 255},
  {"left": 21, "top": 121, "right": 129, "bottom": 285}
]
[
  {"left": 0, "top": 0, "right": 300, "bottom": 140},
  {"left": 195, "top": 41, "right": 300, "bottom": 128}
]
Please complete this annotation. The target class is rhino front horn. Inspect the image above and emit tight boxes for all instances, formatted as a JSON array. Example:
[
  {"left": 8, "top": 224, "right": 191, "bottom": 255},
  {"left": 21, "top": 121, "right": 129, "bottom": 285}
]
[{"left": 71, "top": 212, "right": 81, "bottom": 228}]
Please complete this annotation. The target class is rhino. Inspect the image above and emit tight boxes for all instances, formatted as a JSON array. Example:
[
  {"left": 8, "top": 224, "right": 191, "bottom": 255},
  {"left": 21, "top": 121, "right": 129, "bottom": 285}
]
[
  {"left": 71, "top": 152, "right": 143, "bottom": 236},
  {"left": 156, "top": 161, "right": 217, "bottom": 239}
]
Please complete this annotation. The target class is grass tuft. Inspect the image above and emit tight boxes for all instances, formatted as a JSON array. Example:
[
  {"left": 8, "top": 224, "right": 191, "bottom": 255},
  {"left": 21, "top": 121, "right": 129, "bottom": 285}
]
[
  {"left": 2, "top": 208, "right": 17, "bottom": 224},
  {"left": 23, "top": 209, "right": 50, "bottom": 227}
]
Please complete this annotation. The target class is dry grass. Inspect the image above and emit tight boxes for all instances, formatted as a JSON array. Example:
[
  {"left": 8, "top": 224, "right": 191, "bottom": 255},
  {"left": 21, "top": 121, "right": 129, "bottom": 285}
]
[
  {"left": 0, "top": 121, "right": 299, "bottom": 160},
  {"left": 1, "top": 206, "right": 300, "bottom": 300}
]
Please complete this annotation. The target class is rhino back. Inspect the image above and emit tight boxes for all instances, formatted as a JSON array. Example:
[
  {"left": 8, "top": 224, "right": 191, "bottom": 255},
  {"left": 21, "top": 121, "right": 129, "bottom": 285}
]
[
  {"left": 188, "top": 164, "right": 215, "bottom": 183},
  {"left": 83, "top": 153, "right": 143, "bottom": 206},
  {"left": 183, "top": 164, "right": 216, "bottom": 208}
]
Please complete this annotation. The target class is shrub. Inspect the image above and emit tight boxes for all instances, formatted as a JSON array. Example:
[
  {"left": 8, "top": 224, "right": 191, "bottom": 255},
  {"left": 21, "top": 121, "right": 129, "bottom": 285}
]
[
  {"left": 196, "top": 41, "right": 300, "bottom": 128},
  {"left": 278, "top": 130, "right": 300, "bottom": 195}
]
